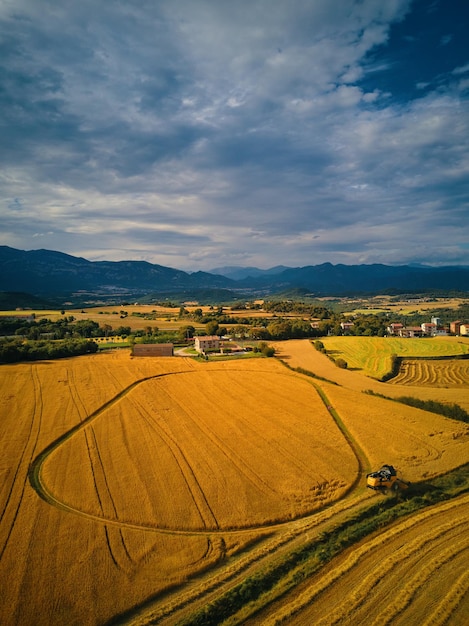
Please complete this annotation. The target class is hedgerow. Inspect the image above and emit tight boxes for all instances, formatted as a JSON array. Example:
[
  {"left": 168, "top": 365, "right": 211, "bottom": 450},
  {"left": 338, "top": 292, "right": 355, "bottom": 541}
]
[{"left": 363, "top": 389, "right": 469, "bottom": 423}]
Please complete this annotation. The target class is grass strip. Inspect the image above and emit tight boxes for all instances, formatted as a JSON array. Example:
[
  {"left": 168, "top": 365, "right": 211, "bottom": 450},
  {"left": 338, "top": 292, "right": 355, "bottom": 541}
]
[
  {"left": 180, "top": 464, "right": 469, "bottom": 626},
  {"left": 278, "top": 359, "right": 339, "bottom": 385},
  {"left": 363, "top": 389, "right": 469, "bottom": 423}
]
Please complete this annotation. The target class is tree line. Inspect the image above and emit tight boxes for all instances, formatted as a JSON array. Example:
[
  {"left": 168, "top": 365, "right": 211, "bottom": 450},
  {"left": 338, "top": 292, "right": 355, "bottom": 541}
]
[{"left": 0, "top": 338, "right": 98, "bottom": 363}]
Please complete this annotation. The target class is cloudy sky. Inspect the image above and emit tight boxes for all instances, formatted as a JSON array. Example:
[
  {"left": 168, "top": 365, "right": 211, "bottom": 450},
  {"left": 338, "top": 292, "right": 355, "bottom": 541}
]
[{"left": 1, "top": 0, "right": 468, "bottom": 270}]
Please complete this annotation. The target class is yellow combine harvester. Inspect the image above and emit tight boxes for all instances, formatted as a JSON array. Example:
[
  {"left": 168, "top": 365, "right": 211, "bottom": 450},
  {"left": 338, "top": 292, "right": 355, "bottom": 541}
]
[{"left": 366, "top": 464, "right": 410, "bottom": 492}]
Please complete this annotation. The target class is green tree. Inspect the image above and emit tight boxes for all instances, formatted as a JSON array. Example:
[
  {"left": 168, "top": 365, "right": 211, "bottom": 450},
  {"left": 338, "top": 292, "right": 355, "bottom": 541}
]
[
  {"left": 206, "top": 320, "right": 219, "bottom": 336},
  {"left": 178, "top": 325, "right": 195, "bottom": 342},
  {"left": 74, "top": 320, "right": 100, "bottom": 338},
  {"left": 114, "top": 326, "right": 131, "bottom": 337}
]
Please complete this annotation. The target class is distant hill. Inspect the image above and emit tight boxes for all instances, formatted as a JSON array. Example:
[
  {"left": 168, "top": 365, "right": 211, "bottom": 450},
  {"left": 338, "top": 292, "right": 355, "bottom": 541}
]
[
  {"left": 0, "top": 246, "right": 233, "bottom": 304},
  {"left": 0, "top": 246, "right": 468, "bottom": 305},
  {"left": 209, "top": 265, "right": 291, "bottom": 280},
  {"left": 246, "top": 263, "right": 469, "bottom": 294},
  {"left": 0, "top": 291, "right": 58, "bottom": 311}
]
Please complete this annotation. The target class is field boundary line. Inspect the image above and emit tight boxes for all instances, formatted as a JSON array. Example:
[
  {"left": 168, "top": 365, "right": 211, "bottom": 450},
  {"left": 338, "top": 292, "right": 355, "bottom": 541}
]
[
  {"left": 0, "top": 366, "right": 44, "bottom": 560},
  {"left": 312, "top": 381, "right": 371, "bottom": 479}
]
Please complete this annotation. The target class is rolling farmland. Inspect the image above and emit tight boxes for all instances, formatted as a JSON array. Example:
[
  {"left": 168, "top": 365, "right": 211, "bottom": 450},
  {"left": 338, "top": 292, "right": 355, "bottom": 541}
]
[{"left": 1, "top": 340, "right": 468, "bottom": 625}]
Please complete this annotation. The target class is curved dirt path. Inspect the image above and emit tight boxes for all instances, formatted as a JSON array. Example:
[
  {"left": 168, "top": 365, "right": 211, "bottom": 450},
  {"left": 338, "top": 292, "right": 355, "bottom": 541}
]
[{"left": 29, "top": 367, "right": 369, "bottom": 537}]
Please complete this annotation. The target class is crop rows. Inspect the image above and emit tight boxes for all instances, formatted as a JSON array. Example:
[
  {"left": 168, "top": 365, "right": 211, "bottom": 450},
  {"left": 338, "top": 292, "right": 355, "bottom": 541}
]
[
  {"left": 42, "top": 367, "right": 357, "bottom": 532},
  {"left": 390, "top": 358, "right": 469, "bottom": 387},
  {"left": 261, "top": 494, "right": 469, "bottom": 625},
  {"left": 319, "top": 336, "right": 469, "bottom": 379}
]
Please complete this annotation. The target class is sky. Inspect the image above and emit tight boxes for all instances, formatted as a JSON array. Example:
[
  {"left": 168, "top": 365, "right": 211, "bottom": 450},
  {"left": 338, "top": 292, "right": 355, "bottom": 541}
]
[{"left": 1, "top": 0, "right": 468, "bottom": 271}]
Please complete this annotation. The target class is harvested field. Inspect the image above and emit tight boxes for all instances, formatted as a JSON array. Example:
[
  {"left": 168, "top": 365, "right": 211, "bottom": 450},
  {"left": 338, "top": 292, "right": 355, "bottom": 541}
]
[
  {"left": 389, "top": 358, "right": 469, "bottom": 387},
  {"left": 320, "top": 382, "right": 469, "bottom": 481},
  {"left": 319, "top": 336, "right": 469, "bottom": 379},
  {"left": 253, "top": 493, "right": 469, "bottom": 626},
  {"left": 272, "top": 339, "right": 469, "bottom": 480}
]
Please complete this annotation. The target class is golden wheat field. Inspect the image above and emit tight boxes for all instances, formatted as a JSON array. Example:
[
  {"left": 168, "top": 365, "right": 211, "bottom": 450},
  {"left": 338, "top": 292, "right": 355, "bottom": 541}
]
[
  {"left": 1, "top": 342, "right": 469, "bottom": 625},
  {"left": 0, "top": 351, "right": 357, "bottom": 625}
]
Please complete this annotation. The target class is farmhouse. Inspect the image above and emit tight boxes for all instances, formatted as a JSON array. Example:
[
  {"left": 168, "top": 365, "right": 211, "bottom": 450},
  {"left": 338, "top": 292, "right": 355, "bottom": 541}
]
[
  {"left": 194, "top": 335, "right": 220, "bottom": 353},
  {"left": 132, "top": 344, "right": 174, "bottom": 357}
]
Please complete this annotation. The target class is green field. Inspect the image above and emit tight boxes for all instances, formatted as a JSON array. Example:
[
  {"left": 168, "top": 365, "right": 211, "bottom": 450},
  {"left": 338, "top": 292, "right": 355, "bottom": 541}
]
[{"left": 321, "top": 336, "right": 469, "bottom": 379}]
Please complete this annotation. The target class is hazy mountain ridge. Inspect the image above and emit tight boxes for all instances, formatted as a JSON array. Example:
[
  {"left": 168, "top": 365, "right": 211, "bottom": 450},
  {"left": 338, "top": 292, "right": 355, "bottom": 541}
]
[
  {"left": 1, "top": 246, "right": 468, "bottom": 304},
  {"left": 209, "top": 265, "right": 291, "bottom": 280}
]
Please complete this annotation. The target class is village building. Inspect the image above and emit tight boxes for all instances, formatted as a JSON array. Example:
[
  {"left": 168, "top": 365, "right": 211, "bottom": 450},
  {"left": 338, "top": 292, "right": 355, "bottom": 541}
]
[
  {"left": 132, "top": 344, "right": 174, "bottom": 357},
  {"left": 340, "top": 322, "right": 354, "bottom": 332},
  {"left": 421, "top": 322, "right": 436, "bottom": 335},
  {"left": 194, "top": 335, "right": 220, "bottom": 353},
  {"left": 450, "top": 320, "right": 463, "bottom": 334},
  {"left": 398, "top": 326, "right": 424, "bottom": 338},
  {"left": 387, "top": 322, "right": 403, "bottom": 335},
  {"left": 459, "top": 324, "right": 469, "bottom": 336},
  {"left": 432, "top": 328, "right": 448, "bottom": 336}
]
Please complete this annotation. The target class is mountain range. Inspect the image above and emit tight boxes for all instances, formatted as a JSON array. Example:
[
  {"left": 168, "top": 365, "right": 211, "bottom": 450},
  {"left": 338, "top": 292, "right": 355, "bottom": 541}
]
[{"left": 1, "top": 246, "right": 468, "bottom": 306}]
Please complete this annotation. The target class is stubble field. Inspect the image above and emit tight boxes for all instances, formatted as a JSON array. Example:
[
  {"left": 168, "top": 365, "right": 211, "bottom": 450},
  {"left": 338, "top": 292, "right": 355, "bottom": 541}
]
[
  {"left": 389, "top": 357, "right": 469, "bottom": 387},
  {"left": 1, "top": 339, "right": 468, "bottom": 625}
]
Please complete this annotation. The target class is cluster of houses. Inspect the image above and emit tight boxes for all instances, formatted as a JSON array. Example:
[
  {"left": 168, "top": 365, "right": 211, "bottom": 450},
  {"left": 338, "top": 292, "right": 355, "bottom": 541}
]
[
  {"left": 336, "top": 316, "right": 469, "bottom": 338},
  {"left": 386, "top": 317, "right": 469, "bottom": 338}
]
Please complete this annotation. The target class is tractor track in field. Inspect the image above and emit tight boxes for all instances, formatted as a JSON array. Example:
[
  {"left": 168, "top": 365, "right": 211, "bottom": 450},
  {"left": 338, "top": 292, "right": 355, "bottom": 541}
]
[
  {"left": 0, "top": 366, "right": 44, "bottom": 560},
  {"left": 121, "top": 376, "right": 373, "bottom": 626},
  {"left": 128, "top": 392, "right": 220, "bottom": 531},
  {"left": 159, "top": 386, "right": 282, "bottom": 501},
  {"left": 66, "top": 365, "right": 136, "bottom": 570}
]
